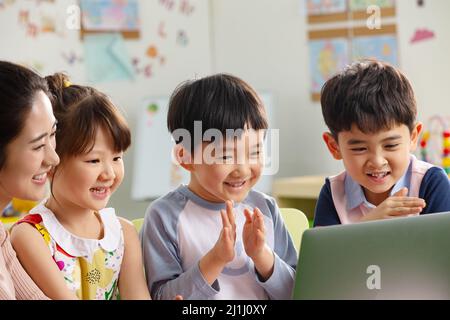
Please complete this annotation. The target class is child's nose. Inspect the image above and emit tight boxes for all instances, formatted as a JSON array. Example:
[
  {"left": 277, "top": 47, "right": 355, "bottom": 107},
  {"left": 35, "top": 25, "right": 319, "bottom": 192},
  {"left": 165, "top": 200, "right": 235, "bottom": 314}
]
[
  {"left": 100, "top": 164, "right": 116, "bottom": 180},
  {"left": 368, "top": 153, "right": 388, "bottom": 168},
  {"left": 232, "top": 164, "right": 251, "bottom": 177}
]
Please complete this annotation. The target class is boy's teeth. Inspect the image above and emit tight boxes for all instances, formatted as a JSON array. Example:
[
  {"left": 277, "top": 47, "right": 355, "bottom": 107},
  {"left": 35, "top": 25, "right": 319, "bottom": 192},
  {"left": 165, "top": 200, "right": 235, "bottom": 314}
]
[
  {"left": 369, "top": 172, "right": 388, "bottom": 178},
  {"left": 90, "top": 187, "right": 107, "bottom": 194},
  {"left": 226, "top": 181, "right": 245, "bottom": 187}
]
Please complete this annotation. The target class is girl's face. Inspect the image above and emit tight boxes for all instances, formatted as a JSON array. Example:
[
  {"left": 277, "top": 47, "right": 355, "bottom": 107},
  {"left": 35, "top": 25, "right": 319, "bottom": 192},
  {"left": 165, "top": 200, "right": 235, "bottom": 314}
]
[
  {"left": 51, "top": 126, "right": 124, "bottom": 213},
  {"left": 0, "top": 91, "right": 59, "bottom": 205}
]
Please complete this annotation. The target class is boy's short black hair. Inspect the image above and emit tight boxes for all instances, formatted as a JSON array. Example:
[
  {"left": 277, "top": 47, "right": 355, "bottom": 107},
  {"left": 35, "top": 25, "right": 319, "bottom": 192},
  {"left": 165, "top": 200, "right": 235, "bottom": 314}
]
[
  {"left": 167, "top": 73, "right": 268, "bottom": 149},
  {"left": 321, "top": 59, "right": 417, "bottom": 139}
]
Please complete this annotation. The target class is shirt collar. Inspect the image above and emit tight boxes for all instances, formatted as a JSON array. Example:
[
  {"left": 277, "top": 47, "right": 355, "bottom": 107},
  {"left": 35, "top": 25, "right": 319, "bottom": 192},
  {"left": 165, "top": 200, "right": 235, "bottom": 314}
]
[{"left": 345, "top": 156, "right": 413, "bottom": 210}]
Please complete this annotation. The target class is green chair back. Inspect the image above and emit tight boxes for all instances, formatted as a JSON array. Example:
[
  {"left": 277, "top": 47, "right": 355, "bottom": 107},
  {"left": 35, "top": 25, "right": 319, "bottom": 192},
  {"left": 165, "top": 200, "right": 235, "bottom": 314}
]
[
  {"left": 132, "top": 218, "right": 144, "bottom": 233},
  {"left": 279, "top": 208, "right": 310, "bottom": 252}
]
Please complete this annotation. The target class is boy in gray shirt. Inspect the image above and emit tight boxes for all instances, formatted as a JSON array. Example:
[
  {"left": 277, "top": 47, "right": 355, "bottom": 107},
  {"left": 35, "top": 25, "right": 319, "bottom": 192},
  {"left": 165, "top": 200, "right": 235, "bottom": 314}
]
[{"left": 140, "top": 74, "right": 296, "bottom": 300}]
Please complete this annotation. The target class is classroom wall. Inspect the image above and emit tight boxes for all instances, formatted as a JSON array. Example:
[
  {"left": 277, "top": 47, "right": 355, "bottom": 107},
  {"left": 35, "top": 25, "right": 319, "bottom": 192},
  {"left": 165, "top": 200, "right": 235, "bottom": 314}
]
[
  {"left": 1, "top": 0, "right": 449, "bottom": 219},
  {"left": 210, "top": 0, "right": 450, "bottom": 180}
]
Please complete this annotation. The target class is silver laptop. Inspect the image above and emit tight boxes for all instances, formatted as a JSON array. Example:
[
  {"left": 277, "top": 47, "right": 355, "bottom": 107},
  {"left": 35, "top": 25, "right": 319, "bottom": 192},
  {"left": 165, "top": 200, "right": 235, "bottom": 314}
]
[{"left": 293, "top": 212, "right": 450, "bottom": 299}]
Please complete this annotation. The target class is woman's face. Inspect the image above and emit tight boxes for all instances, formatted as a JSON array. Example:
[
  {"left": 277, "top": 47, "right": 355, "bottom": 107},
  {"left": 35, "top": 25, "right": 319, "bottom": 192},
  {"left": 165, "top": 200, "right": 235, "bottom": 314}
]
[{"left": 0, "top": 91, "right": 60, "bottom": 204}]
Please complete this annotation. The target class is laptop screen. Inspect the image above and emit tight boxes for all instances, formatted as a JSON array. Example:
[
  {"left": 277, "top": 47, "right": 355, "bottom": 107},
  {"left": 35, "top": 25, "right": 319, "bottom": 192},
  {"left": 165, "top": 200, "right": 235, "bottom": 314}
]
[{"left": 293, "top": 212, "right": 450, "bottom": 299}]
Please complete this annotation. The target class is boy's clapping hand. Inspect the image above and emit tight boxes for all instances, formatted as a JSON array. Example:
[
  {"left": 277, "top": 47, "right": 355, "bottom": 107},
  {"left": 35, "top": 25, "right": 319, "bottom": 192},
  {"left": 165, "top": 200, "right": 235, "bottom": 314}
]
[
  {"left": 214, "top": 200, "right": 237, "bottom": 264},
  {"left": 243, "top": 207, "right": 274, "bottom": 281}
]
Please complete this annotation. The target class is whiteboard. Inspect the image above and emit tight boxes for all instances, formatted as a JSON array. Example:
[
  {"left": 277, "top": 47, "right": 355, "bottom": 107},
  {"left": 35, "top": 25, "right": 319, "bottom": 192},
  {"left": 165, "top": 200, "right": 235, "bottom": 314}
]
[{"left": 131, "top": 93, "right": 276, "bottom": 200}]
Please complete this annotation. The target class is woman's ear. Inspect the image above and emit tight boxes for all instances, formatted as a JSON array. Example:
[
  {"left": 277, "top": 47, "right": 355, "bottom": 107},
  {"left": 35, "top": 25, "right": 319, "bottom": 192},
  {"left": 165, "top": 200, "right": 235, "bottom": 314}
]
[
  {"left": 323, "top": 132, "right": 342, "bottom": 160},
  {"left": 409, "top": 122, "right": 423, "bottom": 151},
  {"left": 173, "top": 144, "right": 194, "bottom": 172}
]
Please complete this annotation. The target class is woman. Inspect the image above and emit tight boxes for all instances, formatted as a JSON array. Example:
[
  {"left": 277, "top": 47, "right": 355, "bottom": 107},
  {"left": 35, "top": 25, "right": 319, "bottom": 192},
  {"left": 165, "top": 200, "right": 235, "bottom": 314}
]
[{"left": 0, "top": 60, "right": 60, "bottom": 299}]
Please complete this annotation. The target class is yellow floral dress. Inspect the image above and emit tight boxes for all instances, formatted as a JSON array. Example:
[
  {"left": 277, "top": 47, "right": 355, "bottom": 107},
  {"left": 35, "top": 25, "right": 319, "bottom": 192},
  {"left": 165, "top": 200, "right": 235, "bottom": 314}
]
[{"left": 17, "top": 201, "right": 124, "bottom": 300}]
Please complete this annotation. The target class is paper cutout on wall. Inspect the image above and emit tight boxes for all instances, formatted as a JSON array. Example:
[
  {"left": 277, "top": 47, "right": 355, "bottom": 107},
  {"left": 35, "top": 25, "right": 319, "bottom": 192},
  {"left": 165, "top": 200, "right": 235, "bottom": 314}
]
[
  {"left": 146, "top": 45, "right": 158, "bottom": 58},
  {"left": 132, "top": 57, "right": 152, "bottom": 78},
  {"left": 40, "top": 15, "right": 55, "bottom": 33},
  {"left": 146, "top": 102, "right": 159, "bottom": 126},
  {"left": 179, "top": 0, "right": 195, "bottom": 15},
  {"left": 410, "top": 28, "right": 435, "bottom": 44},
  {"left": 159, "top": 0, "right": 175, "bottom": 11},
  {"left": 17, "top": 4, "right": 60, "bottom": 38},
  {"left": 176, "top": 30, "right": 189, "bottom": 46},
  {"left": 158, "top": 21, "right": 167, "bottom": 38},
  {"left": 84, "top": 33, "right": 135, "bottom": 83},
  {"left": 62, "top": 51, "right": 83, "bottom": 66}
]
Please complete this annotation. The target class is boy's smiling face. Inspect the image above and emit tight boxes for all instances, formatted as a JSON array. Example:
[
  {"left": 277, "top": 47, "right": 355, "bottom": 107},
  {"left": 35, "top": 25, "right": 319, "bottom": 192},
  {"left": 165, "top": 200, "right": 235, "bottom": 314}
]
[
  {"left": 324, "top": 123, "right": 422, "bottom": 206},
  {"left": 184, "top": 129, "right": 264, "bottom": 203}
]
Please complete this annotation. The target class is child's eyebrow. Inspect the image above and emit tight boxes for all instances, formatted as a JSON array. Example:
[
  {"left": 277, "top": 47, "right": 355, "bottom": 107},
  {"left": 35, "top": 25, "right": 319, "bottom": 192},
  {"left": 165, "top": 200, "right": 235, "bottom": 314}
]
[
  {"left": 381, "top": 135, "right": 402, "bottom": 142},
  {"left": 347, "top": 135, "right": 402, "bottom": 145},
  {"left": 346, "top": 139, "right": 366, "bottom": 145}
]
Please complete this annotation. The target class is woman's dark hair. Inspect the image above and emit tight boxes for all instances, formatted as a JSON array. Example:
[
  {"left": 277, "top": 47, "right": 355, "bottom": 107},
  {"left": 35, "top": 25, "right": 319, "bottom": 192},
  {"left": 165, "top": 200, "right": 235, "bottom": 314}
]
[{"left": 0, "top": 61, "right": 50, "bottom": 169}]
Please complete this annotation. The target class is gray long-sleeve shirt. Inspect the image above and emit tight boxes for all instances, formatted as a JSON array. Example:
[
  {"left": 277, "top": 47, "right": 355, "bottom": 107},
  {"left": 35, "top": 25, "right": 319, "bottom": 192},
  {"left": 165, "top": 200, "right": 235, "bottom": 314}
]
[{"left": 140, "top": 185, "right": 297, "bottom": 300}]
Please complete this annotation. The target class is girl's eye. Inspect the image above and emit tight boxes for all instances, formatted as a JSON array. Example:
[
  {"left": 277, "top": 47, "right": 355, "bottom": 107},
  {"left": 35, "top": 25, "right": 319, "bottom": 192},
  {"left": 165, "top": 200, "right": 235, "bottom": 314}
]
[
  {"left": 351, "top": 148, "right": 366, "bottom": 152},
  {"left": 86, "top": 159, "right": 100, "bottom": 164},
  {"left": 113, "top": 156, "right": 122, "bottom": 161}
]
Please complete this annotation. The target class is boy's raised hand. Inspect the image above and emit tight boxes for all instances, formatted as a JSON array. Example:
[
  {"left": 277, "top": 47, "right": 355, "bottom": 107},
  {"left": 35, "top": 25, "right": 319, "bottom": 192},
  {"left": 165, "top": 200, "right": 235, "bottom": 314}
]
[
  {"left": 361, "top": 187, "right": 426, "bottom": 222},
  {"left": 243, "top": 207, "right": 266, "bottom": 258},
  {"left": 214, "top": 200, "right": 237, "bottom": 263},
  {"left": 199, "top": 200, "right": 236, "bottom": 285},
  {"left": 243, "top": 207, "right": 274, "bottom": 281}
]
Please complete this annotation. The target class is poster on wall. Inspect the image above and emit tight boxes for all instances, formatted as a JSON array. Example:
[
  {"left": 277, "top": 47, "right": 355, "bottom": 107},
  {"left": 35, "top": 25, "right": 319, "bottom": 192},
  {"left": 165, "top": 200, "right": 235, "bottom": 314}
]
[
  {"left": 349, "top": 0, "right": 395, "bottom": 11},
  {"left": 306, "top": 0, "right": 347, "bottom": 15},
  {"left": 305, "top": 0, "right": 398, "bottom": 101},
  {"left": 308, "top": 32, "right": 350, "bottom": 101},
  {"left": 80, "top": 0, "right": 140, "bottom": 38},
  {"left": 352, "top": 34, "right": 398, "bottom": 66}
]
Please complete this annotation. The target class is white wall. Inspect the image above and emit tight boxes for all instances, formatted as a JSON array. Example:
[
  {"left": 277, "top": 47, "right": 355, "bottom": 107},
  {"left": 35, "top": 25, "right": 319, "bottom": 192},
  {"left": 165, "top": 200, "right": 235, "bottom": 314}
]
[
  {"left": 210, "top": 0, "right": 450, "bottom": 181},
  {"left": 2, "top": 0, "right": 449, "bottom": 219}
]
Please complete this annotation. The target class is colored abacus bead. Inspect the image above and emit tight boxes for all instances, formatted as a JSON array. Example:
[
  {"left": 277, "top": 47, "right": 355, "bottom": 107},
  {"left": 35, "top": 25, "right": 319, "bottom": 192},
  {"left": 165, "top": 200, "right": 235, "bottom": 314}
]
[{"left": 442, "top": 157, "right": 450, "bottom": 168}]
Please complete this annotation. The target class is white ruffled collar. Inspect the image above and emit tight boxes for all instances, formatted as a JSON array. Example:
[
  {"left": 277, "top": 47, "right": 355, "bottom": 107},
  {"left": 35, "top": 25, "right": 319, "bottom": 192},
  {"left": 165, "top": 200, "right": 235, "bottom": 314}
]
[{"left": 29, "top": 200, "right": 122, "bottom": 258}]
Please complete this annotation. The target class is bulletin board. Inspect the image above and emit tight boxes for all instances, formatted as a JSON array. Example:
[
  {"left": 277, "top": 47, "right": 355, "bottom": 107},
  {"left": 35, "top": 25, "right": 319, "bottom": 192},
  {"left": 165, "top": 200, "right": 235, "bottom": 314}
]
[{"left": 305, "top": 0, "right": 398, "bottom": 101}]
